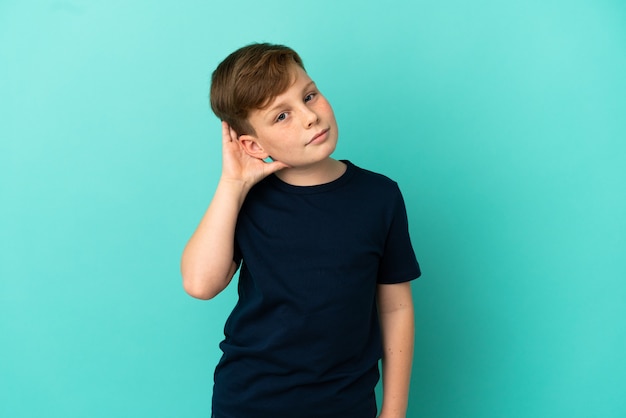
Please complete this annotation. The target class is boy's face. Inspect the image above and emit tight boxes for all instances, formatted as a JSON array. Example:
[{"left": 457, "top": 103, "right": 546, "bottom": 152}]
[{"left": 239, "top": 65, "right": 338, "bottom": 170}]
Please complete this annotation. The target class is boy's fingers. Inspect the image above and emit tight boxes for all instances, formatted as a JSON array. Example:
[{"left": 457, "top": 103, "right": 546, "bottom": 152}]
[
  {"left": 265, "top": 161, "right": 290, "bottom": 174},
  {"left": 221, "top": 121, "right": 231, "bottom": 143},
  {"left": 221, "top": 121, "right": 239, "bottom": 143},
  {"left": 229, "top": 127, "right": 238, "bottom": 142}
]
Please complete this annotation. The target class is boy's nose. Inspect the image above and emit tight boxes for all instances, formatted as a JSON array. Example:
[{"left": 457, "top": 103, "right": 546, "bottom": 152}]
[{"left": 302, "top": 107, "right": 319, "bottom": 127}]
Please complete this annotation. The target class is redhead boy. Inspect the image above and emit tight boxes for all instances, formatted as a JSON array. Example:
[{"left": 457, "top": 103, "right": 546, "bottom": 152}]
[{"left": 181, "top": 43, "right": 420, "bottom": 418}]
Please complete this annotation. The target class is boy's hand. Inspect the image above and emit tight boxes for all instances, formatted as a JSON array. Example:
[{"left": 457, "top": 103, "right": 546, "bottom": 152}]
[{"left": 220, "top": 121, "right": 288, "bottom": 187}]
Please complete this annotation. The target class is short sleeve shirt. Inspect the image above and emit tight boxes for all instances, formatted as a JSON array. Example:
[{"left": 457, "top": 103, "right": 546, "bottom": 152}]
[{"left": 212, "top": 161, "right": 420, "bottom": 418}]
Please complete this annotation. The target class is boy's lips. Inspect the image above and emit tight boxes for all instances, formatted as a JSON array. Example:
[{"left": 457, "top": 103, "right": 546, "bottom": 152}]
[{"left": 307, "top": 128, "right": 330, "bottom": 145}]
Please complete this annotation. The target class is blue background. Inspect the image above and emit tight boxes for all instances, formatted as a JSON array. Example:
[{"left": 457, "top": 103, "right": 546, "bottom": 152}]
[{"left": 1, "top": 1, "right": 625, "bottom": 417}]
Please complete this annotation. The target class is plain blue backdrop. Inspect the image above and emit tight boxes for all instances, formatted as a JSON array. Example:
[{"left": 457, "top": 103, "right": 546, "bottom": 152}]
[{"left": 1, "top": 1, "right": 625, "bottom": 417}]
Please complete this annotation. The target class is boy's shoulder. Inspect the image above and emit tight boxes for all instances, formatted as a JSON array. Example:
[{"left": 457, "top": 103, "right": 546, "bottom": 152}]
[{"left": 347, "top": 160, "right": 400, "bottom": 190}]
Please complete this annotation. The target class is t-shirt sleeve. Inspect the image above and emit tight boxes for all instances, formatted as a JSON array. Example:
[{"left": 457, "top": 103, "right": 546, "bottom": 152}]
[
  {"left": 233, "top": 219, "right": 243, "bottom": 265},
  {"left": 377, "top": 184, "right": 421, "bottom": 284},
  {"left": 233, "top": 239, "right": 242, "bottom": 265}
]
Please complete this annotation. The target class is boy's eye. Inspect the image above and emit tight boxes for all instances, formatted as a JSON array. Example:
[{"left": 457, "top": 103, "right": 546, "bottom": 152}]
[
  {"left": 276, "top": 112, "right": 287, "bottom": 122},
  {"left": 304, "top": 93, "right": 316, "bottom": 103}
]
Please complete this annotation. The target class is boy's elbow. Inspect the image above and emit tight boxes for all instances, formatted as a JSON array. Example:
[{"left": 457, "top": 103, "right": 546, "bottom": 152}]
[
  {"left": 182, "top": 275, "right": 220, "bottom": 300},
  {"left": 180, "top": 260, "right": 236, "bottom": 300},
  {"left": 186, "top": 289, "right": 217, "bottom": 300},
  {"left": 180, "top": 264, "right": 222, "bottom": 300}
]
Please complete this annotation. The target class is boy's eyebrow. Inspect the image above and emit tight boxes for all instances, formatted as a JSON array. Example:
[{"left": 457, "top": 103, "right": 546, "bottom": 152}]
[{"left": 263, "top": 81, "right": 317, "bottom": 117}]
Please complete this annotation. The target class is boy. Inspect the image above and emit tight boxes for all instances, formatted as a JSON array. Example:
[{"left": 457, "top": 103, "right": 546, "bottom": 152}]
[{"left": 181, "top": 43, "right": 420, "bottom": 418}]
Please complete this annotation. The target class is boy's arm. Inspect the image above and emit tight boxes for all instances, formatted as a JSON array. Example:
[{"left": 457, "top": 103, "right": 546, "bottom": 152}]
[
  {"left": 377, "top": 281, "right": 415, "bottom": 418},
  {"left": 180, "top": 122, "right": 287, "bottom": 300}
]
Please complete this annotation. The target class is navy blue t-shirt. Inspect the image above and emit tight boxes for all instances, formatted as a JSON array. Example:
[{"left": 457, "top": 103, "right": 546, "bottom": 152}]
[{"left": 212, "top": 161, "right": 420, "bottom": 418}]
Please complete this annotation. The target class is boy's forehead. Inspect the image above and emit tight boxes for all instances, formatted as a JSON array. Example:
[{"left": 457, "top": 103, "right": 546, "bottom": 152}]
[
  {"left": 245, "top": 65, "right": 315, "bottom": 129},
  {"left": 260, "top": 66, "right": 313, "bottom": 109}
]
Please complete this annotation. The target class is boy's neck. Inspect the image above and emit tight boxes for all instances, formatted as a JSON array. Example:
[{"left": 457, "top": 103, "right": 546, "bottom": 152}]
[{"left": 274, "top": 158, "right": 346, "bottom": 186}]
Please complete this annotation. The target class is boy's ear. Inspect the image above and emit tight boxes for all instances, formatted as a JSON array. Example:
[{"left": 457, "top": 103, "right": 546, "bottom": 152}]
[{"left": 239, "top": 135, "right": 269, "bottom": 160}]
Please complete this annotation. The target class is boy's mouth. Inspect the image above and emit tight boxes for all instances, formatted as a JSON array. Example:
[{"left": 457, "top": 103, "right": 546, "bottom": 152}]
[{"left": 307, "top": 128, "right": 330, "bottom": 145}]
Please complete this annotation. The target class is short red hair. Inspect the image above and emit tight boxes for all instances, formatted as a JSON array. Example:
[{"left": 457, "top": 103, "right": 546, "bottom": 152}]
[{"left": 210, "top": 43, "right": 305, "bottom": 135}]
